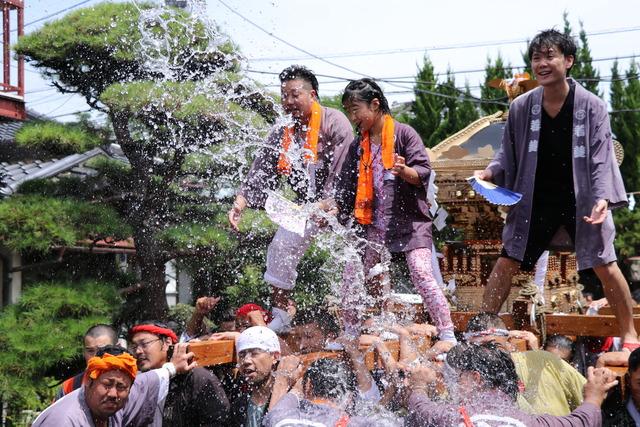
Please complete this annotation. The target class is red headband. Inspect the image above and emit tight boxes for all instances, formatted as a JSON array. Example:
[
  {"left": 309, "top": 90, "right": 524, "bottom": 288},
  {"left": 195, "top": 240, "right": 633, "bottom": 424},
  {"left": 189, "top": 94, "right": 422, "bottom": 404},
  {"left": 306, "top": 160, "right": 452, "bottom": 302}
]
[
  {"left": 129, "top": 324, "right": 178, "bottom": 344},
  {"left": 236, "top": 303, "right": 273, "bottom": 324}
]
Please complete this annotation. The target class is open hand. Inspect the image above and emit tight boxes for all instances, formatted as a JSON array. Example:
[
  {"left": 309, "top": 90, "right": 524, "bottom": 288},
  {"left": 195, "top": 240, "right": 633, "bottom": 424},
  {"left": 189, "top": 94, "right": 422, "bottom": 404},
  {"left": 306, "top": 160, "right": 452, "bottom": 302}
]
[
  {"left": 583, "top": 366, "right": 618, "bottom": 407},
  {"left": 169, "top": 343, "right": 197, "bottom": 374},
  {"left": 583, "top": 199, "right": 608, "bottom": 225}
]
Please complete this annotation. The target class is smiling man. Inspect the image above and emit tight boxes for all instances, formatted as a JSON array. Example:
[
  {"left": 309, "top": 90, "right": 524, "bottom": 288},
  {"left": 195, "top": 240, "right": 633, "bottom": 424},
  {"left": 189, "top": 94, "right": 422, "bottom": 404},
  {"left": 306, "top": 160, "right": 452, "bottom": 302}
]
[
  {"left": 129, "top": 321, "right": 230, "bottom": 425},
  {"left": 228, "top": 65, "right": 353, "bottom": 334},
  {"left": 476, "top": 29, "right": 639, "bottom": 349}
]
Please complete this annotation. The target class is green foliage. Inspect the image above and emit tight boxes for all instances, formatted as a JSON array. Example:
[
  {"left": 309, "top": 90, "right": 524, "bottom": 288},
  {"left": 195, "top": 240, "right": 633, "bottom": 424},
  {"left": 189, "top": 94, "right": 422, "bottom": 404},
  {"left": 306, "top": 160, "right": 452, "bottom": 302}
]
[
  {"left": 614, "top": 208, "right": 640, "bottom": 258},
  {"left": 404, "top": 56, "right": 479, "bottom": 147},
  {"left": 480, "top": 53, "right": 510, "bottom": 115},
  {"left": 15, "top": 121, "right": 102, "bottom": 155},
  {"left": 320, "top": 94, "right": 346, "bottom": 113},
  {"left": 611, "top": 60, "right": 640, "bottom": 192},
  {"left": 562, "top": 13, "right": 601, "bottom": 96},
  {"left": 0, "top": 280, "right": 119, "bottom": 412},
  {"left": 0, "top": 195, "right": 131, "bottom": 252},
  {"left": 407, "top": 55, "right": 442, "bottom": 147}
]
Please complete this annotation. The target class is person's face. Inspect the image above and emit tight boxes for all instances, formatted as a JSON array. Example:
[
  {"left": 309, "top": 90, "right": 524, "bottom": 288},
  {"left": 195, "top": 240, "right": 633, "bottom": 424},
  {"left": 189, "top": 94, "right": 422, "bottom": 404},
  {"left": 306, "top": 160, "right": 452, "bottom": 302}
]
[
  {"left": 236, "top": 316, "right": 251, "bottom": 332},
  {"left": 631, "top": 368, "right": 640, "bottom": 408},
  {"left": 298, "top": 322, "right": 327, "bottom": 354},
  {"left": 129, "top": 332, "right": 169, "bottom": 371},
  {"left": 84, "top": 335, "right": 115, "bottom": 364},
  {"left": 238, "top": 348, "right": 278, "bottom": 385},
  {"left": 545, "top": 345, "right": 572, "bottom": 363},
  {"left": 343, "top": 99, "right": 380, "bottom": 134},
  {"left": 531, "top": 45, "right": 574, "bottom": 87},
  {"left": 85, "top": 370, "right": 132, "bottom": 420},
  {"left": 220, "top": 320, "right": 236, "bottom": 332},
  {"left": 281, "top": 78, "right": 316, "bottom": 122},
  {"left": 457, "top": 370, "right": 482, "bottom": 402}
]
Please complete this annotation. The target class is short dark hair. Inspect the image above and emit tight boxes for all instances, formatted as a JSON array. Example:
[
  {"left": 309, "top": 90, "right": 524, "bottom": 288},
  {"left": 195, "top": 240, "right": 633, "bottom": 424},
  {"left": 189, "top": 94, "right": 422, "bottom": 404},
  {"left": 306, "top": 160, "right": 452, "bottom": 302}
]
[
  {"left": 466, "top": 312, "right": 506, "bottom": 333},
  {"left": 544, "top": 334, "right": 575, "bottom": 355},
  {"left": 292, "top": 307, "right": 341, "bottom": 337},
  {"left": 303, "top": 358, "right": 351, "bottom": 400},
  {"left": 85, "top": 324, "right": 117, "bottom": 345},
  {"left": 447, "top": 342, "right": 519, "bottom": 400},
  {"left": 629, "top": 348, "right": 640, "bottom": 374},
  {"left": 528, "top": 29, "right": 577, "bottom": 63},
  {"left": 95, "top": 345, "right": 130, "bottom": 358},
  {"left": 341, "top": 78, "right": 391, "bottom": 114},
  {"left": 279, "top": 65, "right": 319, "bottom": 95}
]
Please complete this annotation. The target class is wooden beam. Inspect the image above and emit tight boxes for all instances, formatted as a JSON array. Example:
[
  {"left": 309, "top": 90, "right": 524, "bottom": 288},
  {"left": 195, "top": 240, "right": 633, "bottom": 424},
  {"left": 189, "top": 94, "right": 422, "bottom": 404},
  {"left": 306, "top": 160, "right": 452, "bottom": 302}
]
[
  {"left": 598, "top": 306, "right": 640, "bottom": 316},
  {"left": 544, "top": 314, "right": 640, "bottom": 337},
  {"left": 451, "top": 311, "right": 515, "bottom": 332},
  {"left": 189, "top": 340, "right": 235, "bottom": 366}
]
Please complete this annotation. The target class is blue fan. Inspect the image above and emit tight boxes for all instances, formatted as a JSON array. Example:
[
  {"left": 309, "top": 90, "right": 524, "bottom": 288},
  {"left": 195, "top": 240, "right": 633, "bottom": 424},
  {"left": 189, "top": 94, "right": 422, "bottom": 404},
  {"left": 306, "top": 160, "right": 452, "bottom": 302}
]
[{"left": 466, "top": 176, "right": 522, "bottom": 206}]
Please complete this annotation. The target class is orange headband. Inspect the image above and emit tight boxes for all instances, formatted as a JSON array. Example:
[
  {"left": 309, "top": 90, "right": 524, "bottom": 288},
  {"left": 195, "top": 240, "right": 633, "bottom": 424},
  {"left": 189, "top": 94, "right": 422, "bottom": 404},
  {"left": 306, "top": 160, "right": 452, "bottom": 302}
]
[{"left": 85, "top": 352, "right": 138, "bottom": 382}]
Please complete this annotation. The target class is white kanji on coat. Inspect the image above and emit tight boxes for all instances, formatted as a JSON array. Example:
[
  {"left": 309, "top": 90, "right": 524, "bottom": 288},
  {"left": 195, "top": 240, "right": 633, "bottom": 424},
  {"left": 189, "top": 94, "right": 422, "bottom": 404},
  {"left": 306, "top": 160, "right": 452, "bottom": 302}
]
[
  {"left": 573, "top": 145, "right": 586, "bottom": 158},
  {"left": 530, "top": 119, "right": 541, "bottom": 132},
  {"left": 528, "top": 140, "right": 538, "bottom": 152},
  {"left": 574, "top": 124, "right": 585, "bottom": 138}
]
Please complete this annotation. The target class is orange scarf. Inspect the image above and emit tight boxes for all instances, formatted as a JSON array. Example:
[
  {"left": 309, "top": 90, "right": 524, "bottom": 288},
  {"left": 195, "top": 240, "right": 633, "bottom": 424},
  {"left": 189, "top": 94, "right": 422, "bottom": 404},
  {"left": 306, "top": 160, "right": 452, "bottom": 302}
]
[
  {"left": 277, "top": 101, "right": 322, "bottom": 175},
  {"left": 84, "top": 352, "right": 138, "bottom": 383},
  {"left": 354, "top": 114, "right": 395, "bottom": 225}
]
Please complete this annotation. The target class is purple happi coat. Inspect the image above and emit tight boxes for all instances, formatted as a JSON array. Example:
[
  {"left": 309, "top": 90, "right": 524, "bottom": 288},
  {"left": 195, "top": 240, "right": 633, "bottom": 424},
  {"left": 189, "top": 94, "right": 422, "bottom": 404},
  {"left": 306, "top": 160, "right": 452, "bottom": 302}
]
[
  {"left": 239, "top": 106, "right": 353, "bottom": 208},
  {"left": 336, "top": 120, "right": 433, "bottom": 252},
  {"left": 487, "top": 78, "right": 628, "bottom": 270}
]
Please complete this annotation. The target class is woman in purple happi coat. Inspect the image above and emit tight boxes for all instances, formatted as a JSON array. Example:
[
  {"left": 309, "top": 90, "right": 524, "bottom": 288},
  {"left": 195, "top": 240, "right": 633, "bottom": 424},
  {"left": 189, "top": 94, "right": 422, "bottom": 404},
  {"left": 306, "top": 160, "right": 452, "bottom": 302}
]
[{"left": 476, "top": 29, "right": 639, "bottom": 348}]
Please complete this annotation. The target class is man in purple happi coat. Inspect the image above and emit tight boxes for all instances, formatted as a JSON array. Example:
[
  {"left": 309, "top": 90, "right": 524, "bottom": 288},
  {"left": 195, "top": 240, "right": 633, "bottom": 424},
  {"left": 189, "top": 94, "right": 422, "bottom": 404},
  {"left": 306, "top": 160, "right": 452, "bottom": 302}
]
[{"left": 476, "top": 29, "right": 639, "bottom": 347}]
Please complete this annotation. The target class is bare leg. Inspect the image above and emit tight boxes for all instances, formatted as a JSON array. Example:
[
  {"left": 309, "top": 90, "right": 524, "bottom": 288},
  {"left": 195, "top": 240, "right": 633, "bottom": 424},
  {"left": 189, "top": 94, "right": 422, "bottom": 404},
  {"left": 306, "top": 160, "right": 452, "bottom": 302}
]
[
  {"left": 593, "top": 262, "right": 639, "bottom": 345},
  {"left": 481, "top": 257, "right": 521, "bottom": 313}
]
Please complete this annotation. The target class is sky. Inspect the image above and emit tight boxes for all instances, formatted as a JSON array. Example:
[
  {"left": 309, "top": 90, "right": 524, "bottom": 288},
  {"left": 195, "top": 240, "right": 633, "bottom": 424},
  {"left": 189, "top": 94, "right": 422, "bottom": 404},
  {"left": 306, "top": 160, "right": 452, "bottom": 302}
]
[{"left": 16, "top": 0, "right": 640, "bottom": 122}]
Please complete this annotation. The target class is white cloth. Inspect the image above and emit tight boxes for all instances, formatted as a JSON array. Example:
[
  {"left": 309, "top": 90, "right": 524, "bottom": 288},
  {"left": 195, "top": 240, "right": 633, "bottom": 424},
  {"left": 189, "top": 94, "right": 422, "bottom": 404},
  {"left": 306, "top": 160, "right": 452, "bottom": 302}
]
[
  {"left": 264, "top": 222, "right": 319, "bottom": 290},
  {"left": 236, "top": 326, "right": 281, "bottom": 354}
]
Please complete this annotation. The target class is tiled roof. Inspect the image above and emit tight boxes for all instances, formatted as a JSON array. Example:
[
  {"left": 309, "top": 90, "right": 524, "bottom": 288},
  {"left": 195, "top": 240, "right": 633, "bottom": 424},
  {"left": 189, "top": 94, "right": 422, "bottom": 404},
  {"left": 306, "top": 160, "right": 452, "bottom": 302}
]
[{"left": 0, "top": 144, "right": 127, "bottom": 197}]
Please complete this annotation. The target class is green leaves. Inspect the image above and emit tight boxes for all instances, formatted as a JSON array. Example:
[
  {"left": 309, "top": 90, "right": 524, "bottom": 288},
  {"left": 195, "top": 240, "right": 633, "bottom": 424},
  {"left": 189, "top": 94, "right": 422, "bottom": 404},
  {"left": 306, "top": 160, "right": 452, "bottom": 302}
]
[
  {"left": 0, "top": 195, "right": 131, "bottom": 252},
  {"left": 0, "top": 281, "right": 119, "bottom": 410},
  {"left": 15, "top": 121, "right": 102, "bottom": 155}
]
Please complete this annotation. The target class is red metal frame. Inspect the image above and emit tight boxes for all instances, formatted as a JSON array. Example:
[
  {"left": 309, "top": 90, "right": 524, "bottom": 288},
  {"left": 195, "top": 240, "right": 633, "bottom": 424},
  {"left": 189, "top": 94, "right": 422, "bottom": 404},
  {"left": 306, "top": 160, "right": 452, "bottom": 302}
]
[{"left": 0, "top": 0, "right": 24, "bottom": 120}]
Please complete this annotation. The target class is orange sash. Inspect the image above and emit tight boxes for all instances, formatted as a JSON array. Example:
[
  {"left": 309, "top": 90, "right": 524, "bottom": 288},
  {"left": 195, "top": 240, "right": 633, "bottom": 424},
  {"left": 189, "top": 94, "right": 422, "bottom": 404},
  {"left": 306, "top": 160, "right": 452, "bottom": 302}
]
[
  {"left": 277, "top": 101, "right": 322, "bottom": 175},
  {"left": 354, "top": 114, "right": 395, "bottom": 225}
]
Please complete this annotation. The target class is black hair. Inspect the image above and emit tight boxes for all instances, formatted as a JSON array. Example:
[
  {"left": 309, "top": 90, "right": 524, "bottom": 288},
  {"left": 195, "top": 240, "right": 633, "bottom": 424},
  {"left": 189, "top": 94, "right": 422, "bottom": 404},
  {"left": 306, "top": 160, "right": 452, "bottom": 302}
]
[
  {"left": 292, "top": 307, "right": 341, "bottom": 337},
  {"left": 303, "top": 358, "right": 351, "bottom": 400},
  {"left": 85, "top": 324, "right": 118, "bottom": 345},
  {"left": 279, "top": 65, "right": 319, "bottom": 95},
  {"left": 466, "top": 312, "right": 506, "bottom": 333},
  {"left": 341, "top": 78, "right": 391, "bottom": 114},
  {"left": 95, "top": 345, "right": 130, "bottom": 358},
  {"left": 629, "top": 347, "right": 640, "bottom": 374},
  {"left": 544, "top": 334, "right": 575, "bottom": 356},
  {"left": 528, "top": 29, "right": 577, "bottom": 73},
  {"left": 447, "top": 342, "right": 519, "bottom": 400}
]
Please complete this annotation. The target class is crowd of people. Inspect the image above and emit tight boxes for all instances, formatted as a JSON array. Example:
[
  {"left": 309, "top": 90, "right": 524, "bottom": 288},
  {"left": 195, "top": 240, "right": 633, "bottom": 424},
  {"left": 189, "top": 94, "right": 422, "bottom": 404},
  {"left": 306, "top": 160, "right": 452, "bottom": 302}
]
[
  {"left": 31, "top": 27, "right": 640, "bottom": 426},
  {"left": 32, "top": 301, "right": 640, "bottom": 426}
]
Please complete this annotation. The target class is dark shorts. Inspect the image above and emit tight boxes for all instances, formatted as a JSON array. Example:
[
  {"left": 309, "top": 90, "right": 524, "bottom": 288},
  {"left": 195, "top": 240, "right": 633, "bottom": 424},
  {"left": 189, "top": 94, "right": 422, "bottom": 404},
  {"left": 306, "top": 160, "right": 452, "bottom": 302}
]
[{"left": 501, "top": 204, "right": 576, "bottom": 272}]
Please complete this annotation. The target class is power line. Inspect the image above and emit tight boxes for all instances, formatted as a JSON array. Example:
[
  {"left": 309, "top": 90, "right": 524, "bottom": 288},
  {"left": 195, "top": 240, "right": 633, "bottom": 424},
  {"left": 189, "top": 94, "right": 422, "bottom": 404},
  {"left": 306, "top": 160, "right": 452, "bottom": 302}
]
[
  {"left": 216, "top": 0, "right": 370, "bottom": 78},
  {"left": 249, "top": 25, "right": 640, "bottom": 62}
]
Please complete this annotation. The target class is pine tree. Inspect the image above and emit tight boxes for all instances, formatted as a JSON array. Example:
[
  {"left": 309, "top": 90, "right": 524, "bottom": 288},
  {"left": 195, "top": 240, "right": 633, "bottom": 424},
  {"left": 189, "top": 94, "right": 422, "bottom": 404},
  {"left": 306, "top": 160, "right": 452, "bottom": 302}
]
[
  {"left": 409, "top": 54, "right": 444, "bottom": 147},
  {"left": 611, "top": 60, "right": 640, "bottom": 192},
  {"left": 457, "top": 82, "right": 480, "bottom": 127},
  {"left": 573, "top": 21, "right": 601, "bottom": 96},
  {"left": 480, "top": 53, "right": 510, "bottom": 115}
]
